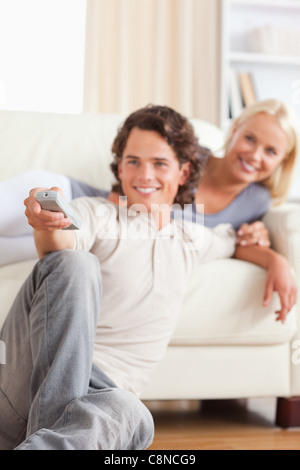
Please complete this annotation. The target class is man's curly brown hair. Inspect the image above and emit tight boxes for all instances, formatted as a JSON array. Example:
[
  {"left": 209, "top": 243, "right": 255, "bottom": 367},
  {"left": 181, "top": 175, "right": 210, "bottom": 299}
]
[{"left": 110, "top": 105, "right": 210, "bottom": 207}]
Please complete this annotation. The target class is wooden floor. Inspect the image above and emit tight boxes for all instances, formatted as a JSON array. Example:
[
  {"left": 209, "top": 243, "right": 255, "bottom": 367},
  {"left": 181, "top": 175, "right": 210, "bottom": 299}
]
[{"left": 144, "top": 398, "right": 300, "bottom": 450}]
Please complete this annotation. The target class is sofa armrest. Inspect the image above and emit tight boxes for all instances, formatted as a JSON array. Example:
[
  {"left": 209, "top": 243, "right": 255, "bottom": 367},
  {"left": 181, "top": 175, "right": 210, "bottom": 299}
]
[
  {"left": 263, "top": 203, "right": 300, "bottom": 266},
  {"left": 263, "top": 202, "right": 300, "bottom": 395}
]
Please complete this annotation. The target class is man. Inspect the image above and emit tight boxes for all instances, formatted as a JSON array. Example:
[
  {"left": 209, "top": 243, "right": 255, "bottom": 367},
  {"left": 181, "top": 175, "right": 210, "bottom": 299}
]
[{"left": 0, "top": 105, "right": 236, "bottom": 450}]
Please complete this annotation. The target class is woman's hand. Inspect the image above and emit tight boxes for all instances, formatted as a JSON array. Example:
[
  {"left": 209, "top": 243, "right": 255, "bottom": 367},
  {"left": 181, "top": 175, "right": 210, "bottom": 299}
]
[
  {"left": 234, "top": 245, "right": 297, "bottom": 325},
  {"left": 263, "top": 254, "right": 297, "bottom": 325},
  {"left": 236, "top": 221, "right": 271, "bottom": 248}
]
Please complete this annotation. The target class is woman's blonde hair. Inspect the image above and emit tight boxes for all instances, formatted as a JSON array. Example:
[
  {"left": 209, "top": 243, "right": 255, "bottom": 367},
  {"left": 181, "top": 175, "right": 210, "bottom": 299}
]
[{"left": 224, "top": 99, "right": 299, "bottom": 205}]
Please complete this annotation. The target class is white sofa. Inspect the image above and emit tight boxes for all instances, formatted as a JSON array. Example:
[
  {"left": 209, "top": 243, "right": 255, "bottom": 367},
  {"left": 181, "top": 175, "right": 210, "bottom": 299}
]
[{"left": 1, "top": 110, "right": 300, "bottom": 428}]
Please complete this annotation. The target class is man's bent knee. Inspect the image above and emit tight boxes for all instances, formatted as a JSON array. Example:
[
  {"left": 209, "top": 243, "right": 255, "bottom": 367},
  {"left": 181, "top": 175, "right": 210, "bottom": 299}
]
[
  {"left": 42, "top": 250, "right": 100, "bottom": 275},
  {"left": 33, "top": 250, "right": 102, "bottom": 325},
  {"left": 111, "top": 389, "right": 154, "bottom": 449},
  {"left": 37, "top": 250, "right": 101, "bottom": 289}
]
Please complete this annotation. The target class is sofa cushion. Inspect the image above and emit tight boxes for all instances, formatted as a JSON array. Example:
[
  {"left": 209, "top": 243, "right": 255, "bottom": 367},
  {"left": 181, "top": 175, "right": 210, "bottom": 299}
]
[
  {"left": 0, "top": 111, "right": 124, "bottom": 189},
  {"left": 0, "top": 258, "right": 296, "bottom": 346},
  {"left": 0, "top": 260, "right": 36, "bottom": 328},
  {"left": 0, "top": 111, "right": 225, "bottom": 188},
  {"left": 0, "top": 259, "right": 37, "bottom": 328}
]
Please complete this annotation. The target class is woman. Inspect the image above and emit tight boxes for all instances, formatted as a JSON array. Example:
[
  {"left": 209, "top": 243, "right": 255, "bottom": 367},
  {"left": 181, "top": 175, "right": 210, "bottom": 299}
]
[
  {"left": 180, "top": 99, "right": 299, "bottom": 246},
  {"left": 0, "top": 99, "right": 298, "bottom": 266}
]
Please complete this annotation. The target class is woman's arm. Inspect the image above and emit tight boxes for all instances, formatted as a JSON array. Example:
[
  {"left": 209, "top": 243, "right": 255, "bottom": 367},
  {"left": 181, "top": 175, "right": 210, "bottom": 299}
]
[{"left": 234, "top": 245, "right": 297, "bottom": 324}]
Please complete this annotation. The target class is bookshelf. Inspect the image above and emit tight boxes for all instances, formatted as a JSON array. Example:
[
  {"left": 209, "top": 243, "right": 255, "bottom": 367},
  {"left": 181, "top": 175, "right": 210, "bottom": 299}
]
[{"left": 220, "top": 0, "right": 300, "bottom": 129}]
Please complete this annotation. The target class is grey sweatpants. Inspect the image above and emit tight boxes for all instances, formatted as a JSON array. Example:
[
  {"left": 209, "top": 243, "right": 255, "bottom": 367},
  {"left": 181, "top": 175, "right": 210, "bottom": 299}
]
[{"left": 0, "top": 250, "right": 154, "bottom": 450}]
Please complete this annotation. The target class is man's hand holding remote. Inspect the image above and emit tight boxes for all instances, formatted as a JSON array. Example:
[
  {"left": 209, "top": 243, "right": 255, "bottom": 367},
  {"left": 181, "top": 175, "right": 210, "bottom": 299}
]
[{"left": 24, "top": 187, "right": 76, "bottom": 258}]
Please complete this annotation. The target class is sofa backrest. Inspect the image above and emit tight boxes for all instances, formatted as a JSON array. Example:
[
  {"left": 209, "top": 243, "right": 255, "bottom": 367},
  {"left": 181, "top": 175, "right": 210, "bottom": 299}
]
[{"left": 0, "top": 110, "right": 225, "bottom": 190}]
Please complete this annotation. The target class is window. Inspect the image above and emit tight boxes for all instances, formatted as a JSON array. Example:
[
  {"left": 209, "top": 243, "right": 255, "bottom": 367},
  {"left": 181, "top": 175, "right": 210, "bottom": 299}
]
[{"left": 0, "top": 0, "right": 86, "bottom": 114}]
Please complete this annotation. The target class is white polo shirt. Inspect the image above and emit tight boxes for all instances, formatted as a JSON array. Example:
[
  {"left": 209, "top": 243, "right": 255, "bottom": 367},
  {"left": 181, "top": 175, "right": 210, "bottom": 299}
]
[{"left": 71, "top": 197, "right": 236, "bottom": 396}]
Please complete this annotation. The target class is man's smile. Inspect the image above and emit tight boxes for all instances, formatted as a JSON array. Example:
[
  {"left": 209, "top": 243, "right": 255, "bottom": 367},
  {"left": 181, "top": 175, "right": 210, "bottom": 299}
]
[{"left": 134, "top": 186, "right": 160, "bottom": 194}]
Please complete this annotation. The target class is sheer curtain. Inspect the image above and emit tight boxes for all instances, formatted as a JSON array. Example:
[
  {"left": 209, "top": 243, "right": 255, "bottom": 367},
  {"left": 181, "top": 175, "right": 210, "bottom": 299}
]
[{"left": 83, "top": 0, "right": 220, "bottom": 124}]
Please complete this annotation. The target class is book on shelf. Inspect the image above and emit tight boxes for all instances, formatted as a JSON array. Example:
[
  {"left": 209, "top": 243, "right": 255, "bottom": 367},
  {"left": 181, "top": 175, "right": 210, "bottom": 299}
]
[
  {"left": 229, "top": 70, "right": 257, "bottom": 119},
  {"left": 229, "top": 69, "right": 244, "bottom": 119},
  {"left": 238, "top": 72, "right": 257, "bottom": 107}
]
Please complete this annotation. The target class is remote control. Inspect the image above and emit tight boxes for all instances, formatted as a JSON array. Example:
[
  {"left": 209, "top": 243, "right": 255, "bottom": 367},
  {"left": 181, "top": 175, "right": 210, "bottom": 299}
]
[{"left": 36, "top": 191, "right": 82, "bottom": 230}]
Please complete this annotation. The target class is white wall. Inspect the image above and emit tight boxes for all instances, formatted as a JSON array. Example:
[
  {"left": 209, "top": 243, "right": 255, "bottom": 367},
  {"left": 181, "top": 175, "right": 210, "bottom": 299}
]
[{"left": 0, "top": 0, "right": 86, "bottom": 114}]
